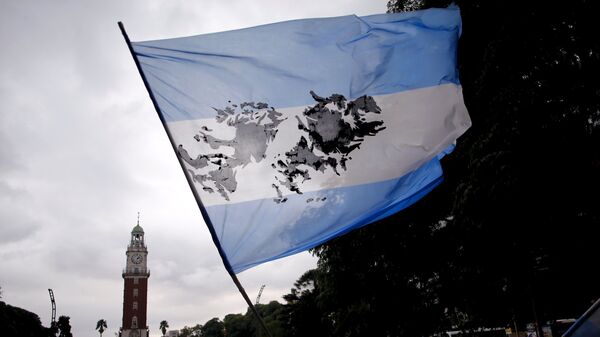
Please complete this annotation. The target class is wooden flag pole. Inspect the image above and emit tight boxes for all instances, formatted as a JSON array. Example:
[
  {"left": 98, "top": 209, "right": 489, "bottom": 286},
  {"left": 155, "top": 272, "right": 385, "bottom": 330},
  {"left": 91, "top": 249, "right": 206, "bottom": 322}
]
[{"left": 118, "top": 21, "right": 274, "bottom": 337}]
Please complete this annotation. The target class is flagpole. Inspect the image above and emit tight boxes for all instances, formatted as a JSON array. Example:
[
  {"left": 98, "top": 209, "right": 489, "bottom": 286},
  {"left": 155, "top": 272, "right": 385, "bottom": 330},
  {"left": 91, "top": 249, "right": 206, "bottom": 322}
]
[{"left": 118, "top": 21, "right": 274, "bottom": 337}]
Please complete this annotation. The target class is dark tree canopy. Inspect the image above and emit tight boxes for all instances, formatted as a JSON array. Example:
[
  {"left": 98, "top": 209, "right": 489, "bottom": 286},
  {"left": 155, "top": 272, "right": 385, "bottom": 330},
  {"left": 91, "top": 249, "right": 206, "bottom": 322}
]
[
  {"left": 179, "top": 324, "right": 202, "bottom": 337},
  {"left": 282, "top": 269, "right": 332, "bottom": 337},
  {"left": 200, "top": 317, "right": 225, "bottom": 337},
  {"left": 224, "top": 314, "right": 250, "bottom": 337},
  {"left": 57, "top": 316, "right": 73, "bottom": 337},
  {"left": 0, "top": 301, "right": 54, "bottom": 337}
]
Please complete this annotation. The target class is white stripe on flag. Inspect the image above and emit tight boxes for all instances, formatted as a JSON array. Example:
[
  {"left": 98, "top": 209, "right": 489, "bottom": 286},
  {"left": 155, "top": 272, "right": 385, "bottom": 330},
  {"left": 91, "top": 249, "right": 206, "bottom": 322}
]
[{"left": 167, "top": 83, "right": 470, "bottom": 206}]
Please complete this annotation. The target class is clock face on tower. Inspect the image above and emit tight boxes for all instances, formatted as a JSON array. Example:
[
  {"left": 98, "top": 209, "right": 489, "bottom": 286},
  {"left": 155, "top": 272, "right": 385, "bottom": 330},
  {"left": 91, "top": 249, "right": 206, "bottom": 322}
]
[{"left": 131, "top": 254, "right": 143, "bottom": 264}]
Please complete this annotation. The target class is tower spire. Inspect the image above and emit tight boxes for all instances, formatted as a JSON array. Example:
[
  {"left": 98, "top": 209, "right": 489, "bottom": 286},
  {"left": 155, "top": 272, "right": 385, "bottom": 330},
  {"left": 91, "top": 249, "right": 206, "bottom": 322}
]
[{"left": 122, "top": 213, "right": 150, "bottom": 337}]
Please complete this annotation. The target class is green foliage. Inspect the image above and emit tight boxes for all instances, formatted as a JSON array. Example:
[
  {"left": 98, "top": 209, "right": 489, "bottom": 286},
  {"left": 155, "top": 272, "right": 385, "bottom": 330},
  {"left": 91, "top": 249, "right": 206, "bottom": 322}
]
[
  {"left": 57, "top": 316, "right": 73, "bottom": 337},
  {"left": 160, "top": 320, "right": 169, "bottom": 336},
  {"left": 313, "top": 208, "right": 450, "bottom": 337},
  {"left": 250, "top": 302, "right": 288, "bottom": 337},
  {"left": 201, "top": 317, "right": 225, "bottom": 337},
  {"left": 224, "top": 314, "right": 251, "bottom": 337},
  {"left": 442, "top": 0, "right": 600, "bottom": 328},
  {"left": 190, "top": 302, "right": 291, "bottom": 337},
  {"left": 96, "top": 318, "right": 107, "bottom": 336},
  {"left": 283, "top": 270, "right": 332, "bottom": 337},
  {"left": 0, "top": 301, "right": 54, "bottom": 337},
  {"left": 179, "top": 324, "right": 202, "bottom": 337}
]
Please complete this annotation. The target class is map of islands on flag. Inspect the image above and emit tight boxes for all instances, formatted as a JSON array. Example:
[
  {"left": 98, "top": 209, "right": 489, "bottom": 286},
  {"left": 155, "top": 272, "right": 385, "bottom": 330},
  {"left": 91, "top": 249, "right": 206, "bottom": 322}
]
[{"left": 130, "top": 6, "right": 471, "bottom": 273}]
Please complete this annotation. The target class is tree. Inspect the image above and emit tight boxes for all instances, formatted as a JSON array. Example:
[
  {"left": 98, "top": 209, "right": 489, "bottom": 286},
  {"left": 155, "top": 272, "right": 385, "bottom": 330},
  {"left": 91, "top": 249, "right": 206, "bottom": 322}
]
[
  {"left": 200, "top": 318, "right": 225, "bottom": 337},
  {"left": 179, "top": 324, "right": 202, "bottom": 337},
  {"left": 0, "top": 300, "right": 55, "bottom": 337},
  {"left": 223, "top": 314, "right": 251, "bottom": 337},
  {"left": 96, "top": 319, "right": 107, "bottom": 337},
  {"left": 159, "top": 320, "right": 169, "bottom": 336},
  {"left": 249, "top": 302, "right": 289, "bottom": 337},
  {"left": 313, "top": 207, "right": 450, "bottom": 337},
  {"left": 57, "top": 316, "right": 73, "bottom": 337},
  {"left": 283, "top": 270, "right": 332, "bottom": 337}
]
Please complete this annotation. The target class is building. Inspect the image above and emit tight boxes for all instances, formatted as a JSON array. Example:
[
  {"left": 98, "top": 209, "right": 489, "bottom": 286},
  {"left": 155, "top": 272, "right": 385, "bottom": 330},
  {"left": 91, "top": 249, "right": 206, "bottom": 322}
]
[
  {"left": 120, "top": 221, "right": 150, "bottom": 337},
  {"left": 166, "top": 330, "right": 180, "bottom": 337}
]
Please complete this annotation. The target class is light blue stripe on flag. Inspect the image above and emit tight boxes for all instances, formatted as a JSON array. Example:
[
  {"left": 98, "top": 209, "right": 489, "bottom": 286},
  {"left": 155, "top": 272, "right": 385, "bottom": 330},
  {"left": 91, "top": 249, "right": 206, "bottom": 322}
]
[
  {"left": 132, "top": 7, "right": 462, "bottom": 122},
  {"left": 209, "top": 157, "right": 444, "bottom": 273},
  {"left": 130, "top": 5, "right": 470, "bottom": 273}
]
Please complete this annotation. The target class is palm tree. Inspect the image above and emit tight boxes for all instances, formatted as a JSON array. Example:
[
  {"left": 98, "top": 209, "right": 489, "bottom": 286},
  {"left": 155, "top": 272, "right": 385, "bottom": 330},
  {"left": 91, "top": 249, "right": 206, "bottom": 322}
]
[
  {"left": 96, "top": 319, "right": 108, "bottom": 337},
  {"left": 159, "top": 320, "right": 169, "bottom": 336},
  {"left": 57, "top": 316, "right": 73, "bottom": 337}
]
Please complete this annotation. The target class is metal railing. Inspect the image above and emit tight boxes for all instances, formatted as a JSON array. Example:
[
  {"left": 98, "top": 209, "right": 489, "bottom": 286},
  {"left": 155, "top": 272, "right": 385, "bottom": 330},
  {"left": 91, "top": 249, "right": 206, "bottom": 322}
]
[{"left": 122, "top": 269, "right": 151, "bottom": 277}]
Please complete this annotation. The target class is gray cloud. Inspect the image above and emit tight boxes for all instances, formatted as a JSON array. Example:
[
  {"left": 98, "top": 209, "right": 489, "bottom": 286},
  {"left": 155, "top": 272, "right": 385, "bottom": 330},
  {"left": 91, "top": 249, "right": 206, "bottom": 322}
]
[{"left": 0, "top": 182, "right": 40, "bottom": 243}]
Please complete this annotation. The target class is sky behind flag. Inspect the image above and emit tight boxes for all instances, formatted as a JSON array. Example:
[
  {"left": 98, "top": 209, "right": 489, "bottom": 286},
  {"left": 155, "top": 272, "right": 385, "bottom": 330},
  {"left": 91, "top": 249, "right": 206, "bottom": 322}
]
[{"left": 129, "top": 7, "right": 470, "bottom": 273}]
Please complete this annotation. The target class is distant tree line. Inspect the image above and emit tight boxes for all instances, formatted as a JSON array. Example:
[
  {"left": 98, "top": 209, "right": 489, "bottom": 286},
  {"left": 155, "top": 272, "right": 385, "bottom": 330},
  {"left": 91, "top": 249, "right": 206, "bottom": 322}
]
[
  {"left": 176, "top": 298, "right": 300, "bottom": 337},
  {"left": 0, "top": 300, "right": 57, "bottom": 337},
  {"left": 180, "top": 0, "right": 600, "bottom": 336},
  {"left": 0, "top": 287, "right": 73, "bottom": 337}
]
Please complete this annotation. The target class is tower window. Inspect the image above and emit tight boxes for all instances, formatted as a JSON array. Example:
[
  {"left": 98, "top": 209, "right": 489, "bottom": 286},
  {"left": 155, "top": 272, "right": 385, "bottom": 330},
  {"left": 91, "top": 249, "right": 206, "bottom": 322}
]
[
  {"left": 133, "top": 288, "right": 138, "bottom": 297},
  {"left": 132, "top": 316, "right": 138, "bottom": 328},
  {"left": 134, "top": 278, "right": 139, "bottom": 284},
  {"left": 133, "top": 301, "right": 138, "bottom": 310}
]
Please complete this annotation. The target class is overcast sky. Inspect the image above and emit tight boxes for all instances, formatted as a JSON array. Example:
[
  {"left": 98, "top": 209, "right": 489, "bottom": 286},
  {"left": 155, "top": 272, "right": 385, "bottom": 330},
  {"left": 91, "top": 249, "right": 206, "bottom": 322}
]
[{"left": 0, "top": 1, "right": 388, "bottom": 337}]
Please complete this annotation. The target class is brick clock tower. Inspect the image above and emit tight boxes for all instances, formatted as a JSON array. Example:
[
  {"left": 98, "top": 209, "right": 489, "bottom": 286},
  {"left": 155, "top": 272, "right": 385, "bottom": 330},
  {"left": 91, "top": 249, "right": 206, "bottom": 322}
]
[{"left": 120, "top": 221, "right": 150, "bottom": 337}]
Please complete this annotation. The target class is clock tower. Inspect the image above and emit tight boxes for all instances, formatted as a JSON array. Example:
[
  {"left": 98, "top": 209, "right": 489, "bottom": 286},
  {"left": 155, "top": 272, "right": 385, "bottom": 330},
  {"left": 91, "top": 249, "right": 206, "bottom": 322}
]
[{"left": 120, "top": 219, "right": 150, "bottom": 337}]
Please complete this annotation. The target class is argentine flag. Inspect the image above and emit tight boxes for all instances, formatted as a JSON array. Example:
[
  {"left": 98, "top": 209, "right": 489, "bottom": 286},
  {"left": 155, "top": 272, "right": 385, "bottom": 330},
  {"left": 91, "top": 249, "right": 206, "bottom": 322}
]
[{"left": 129, "top": 6, "right": 471, "bottom": 273}]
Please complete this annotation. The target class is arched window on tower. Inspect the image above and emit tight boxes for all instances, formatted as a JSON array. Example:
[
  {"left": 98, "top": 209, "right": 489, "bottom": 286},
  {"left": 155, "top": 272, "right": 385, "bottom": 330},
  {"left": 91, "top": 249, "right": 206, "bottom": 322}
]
[
  {"left": 132, "top": 316, "right": 138, "bottom": 328},
  {"left": 133, "top": 288, "right": 138, "bottom": 297},
  {"left": 133, "top": 301, "right": 138, "bottom": 310}
]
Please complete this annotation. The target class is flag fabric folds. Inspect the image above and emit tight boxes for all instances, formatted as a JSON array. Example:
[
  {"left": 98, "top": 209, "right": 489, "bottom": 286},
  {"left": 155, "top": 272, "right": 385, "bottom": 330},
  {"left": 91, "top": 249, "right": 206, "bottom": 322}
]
[
  {"left": 131, "top": 6, "right": 471, "bottom": 273},
  {"left": 564, "top": 298, "right": 600, "bottom": 337}
]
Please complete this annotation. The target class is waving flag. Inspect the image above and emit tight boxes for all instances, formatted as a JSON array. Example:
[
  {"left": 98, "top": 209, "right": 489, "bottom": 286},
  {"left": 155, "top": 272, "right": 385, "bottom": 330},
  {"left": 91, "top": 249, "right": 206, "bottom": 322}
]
[{"left": 126, "top": 6, "right": 470, "bottom": 273}]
